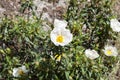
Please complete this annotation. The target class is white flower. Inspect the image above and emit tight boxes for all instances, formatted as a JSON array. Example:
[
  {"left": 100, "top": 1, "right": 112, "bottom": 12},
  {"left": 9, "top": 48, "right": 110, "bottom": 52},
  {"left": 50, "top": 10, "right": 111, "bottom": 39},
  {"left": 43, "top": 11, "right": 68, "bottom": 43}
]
[
  {"left": 13, "top": 65, "right": 28, "bottom": 77},
  {"left": 110, "top": 19, "right": 120, "bottom": 32},
  {"left": 50, "top": 19, "right": 73, "bottom": 46},
  {"left": 103, "top": 45, "right": 118, "bottom": 57},
  {"left": 87, "top": 0, "right": 91, "bottom": 2},
  {"left": 85, "top": 49, "right": 99, "bottom": 60}
]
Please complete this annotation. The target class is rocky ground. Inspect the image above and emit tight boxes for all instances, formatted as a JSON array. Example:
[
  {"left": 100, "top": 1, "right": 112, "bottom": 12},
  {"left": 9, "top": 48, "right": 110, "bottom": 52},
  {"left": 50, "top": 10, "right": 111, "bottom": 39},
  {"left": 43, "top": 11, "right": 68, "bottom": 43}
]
[
  {"left": 0, "top": 0, "right": 69, "bottom": 22},
  {"left": 0, "top": 0, "right": 119, "bottom": 22},
  {"left": 113, "top": 0, "right": 120, "bottom": 19}
]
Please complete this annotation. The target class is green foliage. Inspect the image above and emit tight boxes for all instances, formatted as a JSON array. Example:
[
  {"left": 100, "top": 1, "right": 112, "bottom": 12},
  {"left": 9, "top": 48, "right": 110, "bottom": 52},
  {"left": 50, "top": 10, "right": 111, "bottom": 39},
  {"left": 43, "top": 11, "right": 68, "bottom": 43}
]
[
  {"left": 66, "top": 0, "right": 116, "bottom": 50},
  {"left": 20, "top": 0, "right": 34, "bottom": 13},
  {"left": 0, "top": 0, "right": 119, "bottom": 80}
]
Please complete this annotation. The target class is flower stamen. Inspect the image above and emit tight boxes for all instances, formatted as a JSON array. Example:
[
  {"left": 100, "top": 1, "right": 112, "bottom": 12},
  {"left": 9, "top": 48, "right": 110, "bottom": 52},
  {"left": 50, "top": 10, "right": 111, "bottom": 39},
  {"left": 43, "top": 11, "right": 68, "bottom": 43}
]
[
  {"left": 56, "top": 35, "right": 64, "bottom": 43},
  {"left": 106, "top": 50, "right": 112, "bottom": 55},
  {"left": 18, "top": 69, "right": 24, "bottom": 75}
]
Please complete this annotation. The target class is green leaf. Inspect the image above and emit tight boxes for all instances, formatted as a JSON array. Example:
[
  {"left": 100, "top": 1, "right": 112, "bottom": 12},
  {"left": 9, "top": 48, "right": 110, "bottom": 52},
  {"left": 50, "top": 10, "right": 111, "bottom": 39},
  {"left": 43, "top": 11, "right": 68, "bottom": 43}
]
[{"left": 65, "top": 71, "right": 70, "bottom": 80}]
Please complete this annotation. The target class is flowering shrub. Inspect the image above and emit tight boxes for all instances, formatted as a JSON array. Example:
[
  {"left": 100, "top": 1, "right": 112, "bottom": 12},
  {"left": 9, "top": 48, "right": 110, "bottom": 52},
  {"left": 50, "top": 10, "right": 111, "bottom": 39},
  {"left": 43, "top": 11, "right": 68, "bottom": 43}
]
[
  {"left": 0, "top": 0, "right": 119, "bottom": 80},
  {"left": 13, "top": 65, "right": 28, "bottom": 77},
  {"left": 50, "top": 19, "right": 73, "bottom": 46}
]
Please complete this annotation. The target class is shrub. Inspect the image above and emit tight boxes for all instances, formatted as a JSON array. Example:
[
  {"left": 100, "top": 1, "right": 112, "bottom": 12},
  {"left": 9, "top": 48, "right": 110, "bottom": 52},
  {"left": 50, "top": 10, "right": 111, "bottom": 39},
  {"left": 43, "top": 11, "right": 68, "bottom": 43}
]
[{"left": 0, "top": 0, "right": 119, "bottom": 80}]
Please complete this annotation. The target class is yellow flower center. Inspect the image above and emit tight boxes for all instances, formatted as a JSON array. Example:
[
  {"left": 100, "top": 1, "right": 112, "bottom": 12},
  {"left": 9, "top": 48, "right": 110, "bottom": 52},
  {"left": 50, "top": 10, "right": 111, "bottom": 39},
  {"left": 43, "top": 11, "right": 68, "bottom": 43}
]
[
  {"left": 106, "top": 50, "right": 112, "bottom": 55},
  {"left": 18, "top": 69, "right": 24, "bottom": 75},
  {"left": 56, "top": 35, "right": 64, "bottom": 43}
]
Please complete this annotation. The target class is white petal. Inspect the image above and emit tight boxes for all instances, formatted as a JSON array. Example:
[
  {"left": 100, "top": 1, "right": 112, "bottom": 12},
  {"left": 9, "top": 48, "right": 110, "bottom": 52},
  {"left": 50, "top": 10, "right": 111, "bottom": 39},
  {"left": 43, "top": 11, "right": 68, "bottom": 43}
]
[
  {"left": 85, "top": 49, "right": 99, "bottom": 60},
  {"left": 13, "top": 68, "right": 19, "bottom": 77},
  {"left": 112, "top": 47, "right": 118, "bottom": 57},
  {"left": 21, "top": 65, "right": 28, "bottom": 73},
  {"left": 87, "top": 0, "right": 91, "bottom": 2},
  {"left": 50, "top": 28, "right": 61, "bottom": 46},
  {"left": 54, "top": 19, "right": 67, "bottom": 28},
  {"left": 60, "top": 29, "right": 73, "bottom": 46},
  {"left": 110, "top": 19, "right": 120, "bottom": 32}
]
